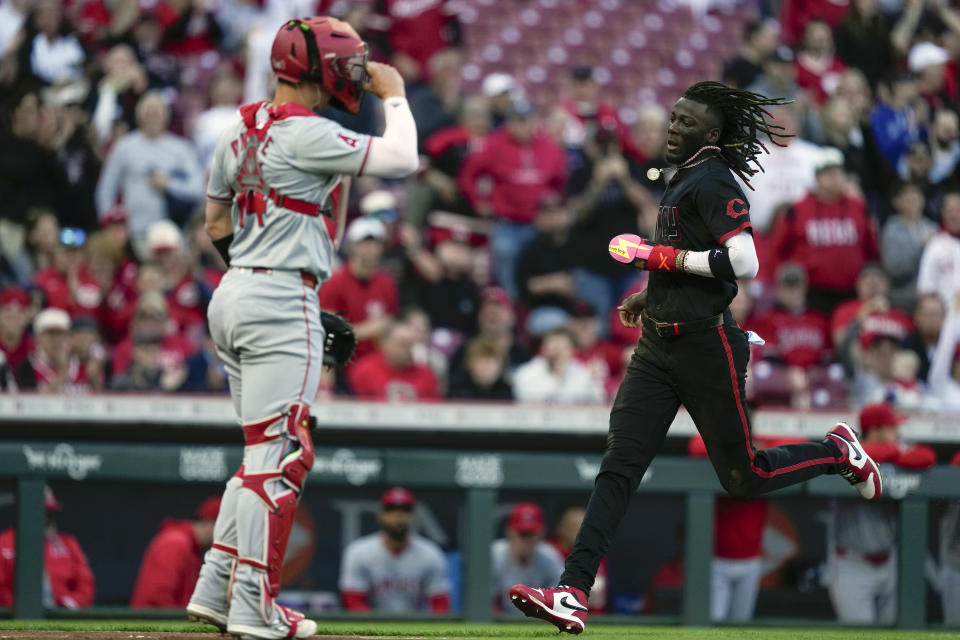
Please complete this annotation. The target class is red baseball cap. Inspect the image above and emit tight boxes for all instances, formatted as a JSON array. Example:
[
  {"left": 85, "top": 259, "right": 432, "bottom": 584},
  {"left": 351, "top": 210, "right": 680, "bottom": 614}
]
[
  {"left": 195, "top": 497, "right": 221, "bottom": 521},
  {"left": 859, "top": 403, "right": 906, "bottom": 432},
  {"left": 0, "top": 287, "right": 28, "bottom": 309},
  {"left": 44, "top": 486, "right": 61, "bottom": 513},
  {"left": 507, "top": 502, "right": 545, "bottom": 534},
  {"left": 381, "top": 486, "right": 415, "bottom": 509},
  {"left": 481, "top": 286, "right": 512, "bottom": 308}
]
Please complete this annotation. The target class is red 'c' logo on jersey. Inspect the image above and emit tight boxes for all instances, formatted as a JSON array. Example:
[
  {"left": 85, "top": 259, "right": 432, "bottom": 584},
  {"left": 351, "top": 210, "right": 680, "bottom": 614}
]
[
  {"left": 726, "top": 198, "right": 748, "bottom": 219},
  {"left": 338, "top": 133, "right": 359, "bottom": 148}
]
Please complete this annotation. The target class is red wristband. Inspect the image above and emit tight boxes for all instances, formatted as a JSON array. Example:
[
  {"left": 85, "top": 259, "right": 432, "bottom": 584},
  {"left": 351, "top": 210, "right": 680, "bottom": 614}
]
[{"left": 647, "top": 245, "right": 682, "bottom": 272}]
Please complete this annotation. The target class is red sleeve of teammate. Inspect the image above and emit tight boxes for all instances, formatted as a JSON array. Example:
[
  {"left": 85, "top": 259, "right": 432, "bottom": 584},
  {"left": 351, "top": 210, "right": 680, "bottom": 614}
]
[
  {"left": 952, "top": 450, "right": 960, "bottom": 466},
  {"left": 341, "top": 590, "right": 372, "bottom": 611},
  {"left": 130, "top": 526, "right": 194, "bottom": 608},
  {"left": 60, "top": 534, "right": 95, "bottom": 607}
]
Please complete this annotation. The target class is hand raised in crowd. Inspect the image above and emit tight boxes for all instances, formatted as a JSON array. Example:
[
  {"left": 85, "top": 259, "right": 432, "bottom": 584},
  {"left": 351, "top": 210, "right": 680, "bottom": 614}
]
[{"left": 364, "top": 62, "right": 406, "bottom": 100}]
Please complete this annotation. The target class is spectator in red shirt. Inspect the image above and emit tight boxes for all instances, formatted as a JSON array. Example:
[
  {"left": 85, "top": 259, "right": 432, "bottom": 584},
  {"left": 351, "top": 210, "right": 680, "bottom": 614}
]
[
  {"left": 770, "top": 147, "right": 879, "bottom": 315},
  {"left": 0, "top": 487, "right": 95, "bottom": 609},
  {"left": 16, "top": 308, "right": 90, "bottom": 393},
  {"left": 130, "top": 497, "right": 220, "bottom": 609},
  {"left": 794, "top": 19, "right": 847, "bottom": 105},
  {"left": 753, "top": 263, "right": 831, "bottom": 369},
  {"left": 348, "top": 321, "right": 440, "bottom": 401},
  {"left": 103, "top": 262, "right": 165, "bottom": 346},
  {"left": 0, "top": 287, "right": 33, "bottom": 373},
  {"left": 144, "top": 220, "right": 208, "bottom": 345},
  {"left": 780, "top": 0, "right": 851, "bottom": 46},
  {"left": 459, "top": 99, "right": 568, "bottom": 299},
  {"left": 373, "top": 0, "right": 460, "bottom": 82},
  {"left": 32, "top": 227, "right": 103, "bottom": 320},
  {"left": 320, "top": 218, "right": 399, "bottom": 360},
  {"left": 830, "top": 264, "right": 913, "bottom": 348},
  {"left": 111, "top": 291, "right": 194, "bottom": 378}
]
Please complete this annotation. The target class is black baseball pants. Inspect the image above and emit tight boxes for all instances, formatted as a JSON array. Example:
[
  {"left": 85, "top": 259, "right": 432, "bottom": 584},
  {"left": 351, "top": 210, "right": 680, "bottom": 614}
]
[{"left": 559, "top": 315, "right": 841, "bottom": 594}]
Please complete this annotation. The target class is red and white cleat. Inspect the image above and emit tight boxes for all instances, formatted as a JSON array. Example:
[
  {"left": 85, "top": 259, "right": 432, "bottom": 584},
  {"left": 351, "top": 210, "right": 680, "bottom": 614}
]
[
  {"left": 509, "top": 584, "right": 588, "bottom": 634},
  {"left": 826, "top": 422, "right": 883, "bottom": 500}
]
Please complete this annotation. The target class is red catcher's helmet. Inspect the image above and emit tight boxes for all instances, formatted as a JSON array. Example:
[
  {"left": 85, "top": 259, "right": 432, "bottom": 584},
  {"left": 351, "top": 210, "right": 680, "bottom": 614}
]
[{"left": 271, "top": 17, "right": 368, "bottom": 114}]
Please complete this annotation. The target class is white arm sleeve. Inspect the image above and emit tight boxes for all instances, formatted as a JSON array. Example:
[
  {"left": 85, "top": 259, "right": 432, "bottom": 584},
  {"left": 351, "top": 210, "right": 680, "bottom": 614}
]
[
  {"left": 362, "top": 97, "right": 419, "bottom": 178},
  {"left": 682, "top": 231, "right": 759, "bottom": 279}
]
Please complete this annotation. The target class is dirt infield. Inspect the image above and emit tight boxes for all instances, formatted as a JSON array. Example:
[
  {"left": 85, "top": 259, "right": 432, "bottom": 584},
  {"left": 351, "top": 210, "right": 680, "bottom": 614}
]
[{"left": 0, "top": 635, "right": 419, "bottom": 640}]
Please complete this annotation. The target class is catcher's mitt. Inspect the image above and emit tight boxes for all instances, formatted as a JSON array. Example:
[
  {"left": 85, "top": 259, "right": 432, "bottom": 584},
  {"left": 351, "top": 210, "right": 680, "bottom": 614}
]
[{"left": 321, "top": 311, "right": 357, "bottom": 368}]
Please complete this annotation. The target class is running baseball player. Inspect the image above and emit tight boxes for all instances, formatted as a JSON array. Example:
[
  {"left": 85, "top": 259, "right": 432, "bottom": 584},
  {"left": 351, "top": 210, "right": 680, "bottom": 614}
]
[
  {"left": 186, "top": 16, "right": 417, "bottom": 640},
  {"left": 509, "top": 82, "right": 884, "bottom": 634}
]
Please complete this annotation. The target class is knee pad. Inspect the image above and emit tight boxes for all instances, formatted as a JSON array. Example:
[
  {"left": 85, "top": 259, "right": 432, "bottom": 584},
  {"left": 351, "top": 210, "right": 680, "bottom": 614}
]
[{"left": 280, "top": 403, "right": 314, "bottom": 493}]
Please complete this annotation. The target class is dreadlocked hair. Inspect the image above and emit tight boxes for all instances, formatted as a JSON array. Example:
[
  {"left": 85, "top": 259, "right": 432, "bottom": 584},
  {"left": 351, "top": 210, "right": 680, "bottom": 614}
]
[{"left": 683, "top": 81, "right": 794, "bottom": 190}]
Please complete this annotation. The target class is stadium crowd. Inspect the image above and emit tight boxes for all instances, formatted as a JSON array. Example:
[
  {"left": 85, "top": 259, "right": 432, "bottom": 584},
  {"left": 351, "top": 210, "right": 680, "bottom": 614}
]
[{"left": 4, "top": 0, "right": 960, "bottom": 413}]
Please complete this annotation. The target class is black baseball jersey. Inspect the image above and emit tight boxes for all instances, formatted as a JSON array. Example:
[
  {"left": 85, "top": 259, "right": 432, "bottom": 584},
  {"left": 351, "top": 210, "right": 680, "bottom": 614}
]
[{"left": 645, "top": 156, "right": 752, "bottom": 323}]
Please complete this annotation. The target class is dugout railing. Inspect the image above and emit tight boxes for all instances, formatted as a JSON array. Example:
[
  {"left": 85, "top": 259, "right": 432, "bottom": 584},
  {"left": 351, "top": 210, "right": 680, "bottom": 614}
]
[{"left": 0, "top": 395, "right": 960, "bottom": 629}]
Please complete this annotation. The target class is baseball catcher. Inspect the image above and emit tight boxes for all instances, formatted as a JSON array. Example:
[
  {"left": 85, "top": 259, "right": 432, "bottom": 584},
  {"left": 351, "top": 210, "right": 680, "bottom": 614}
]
[{"left": 187, "top": 16, "right": 418, "bottom": 640}]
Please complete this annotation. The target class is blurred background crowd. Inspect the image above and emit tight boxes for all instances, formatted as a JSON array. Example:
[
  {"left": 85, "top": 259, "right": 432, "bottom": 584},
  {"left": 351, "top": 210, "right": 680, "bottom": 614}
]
[{"left": 4, "top": 0, "right": 960, "bottom": 414}]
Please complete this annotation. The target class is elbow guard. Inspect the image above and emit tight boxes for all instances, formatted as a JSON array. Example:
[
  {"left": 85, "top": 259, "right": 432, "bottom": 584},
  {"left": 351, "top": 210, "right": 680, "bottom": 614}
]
[{"left": 707, "top": 247, "right": 737, "bottom": 281}]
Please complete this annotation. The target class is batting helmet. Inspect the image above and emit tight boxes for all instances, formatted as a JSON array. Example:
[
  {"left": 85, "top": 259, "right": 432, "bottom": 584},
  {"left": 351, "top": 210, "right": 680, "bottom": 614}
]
[{"left": 270, "top": 17, "right": 368, "bottom": 114}]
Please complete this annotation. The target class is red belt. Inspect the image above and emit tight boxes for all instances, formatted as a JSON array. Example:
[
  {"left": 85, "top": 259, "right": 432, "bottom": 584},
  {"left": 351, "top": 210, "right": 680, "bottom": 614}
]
[
  {"left": 266, "top": 188, "right": 319, "bottom": 217},
  {"left": 243, "top": 267, "right": 318, "bottom": 289},
  {"left": 836, "top": 547, "right": 891, "bottom": 566}
]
